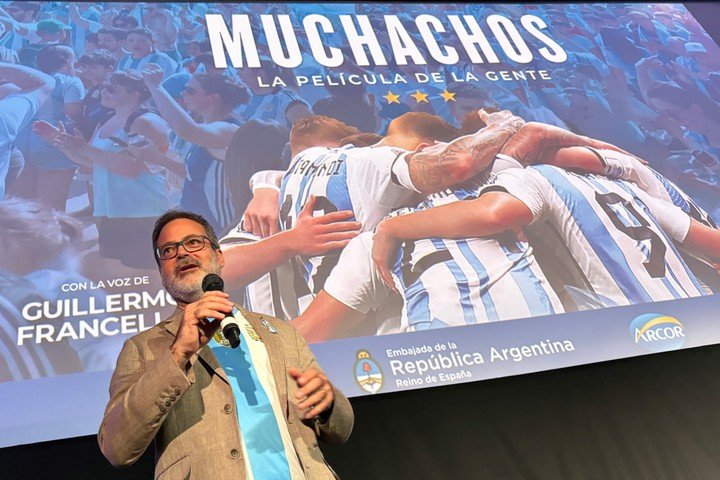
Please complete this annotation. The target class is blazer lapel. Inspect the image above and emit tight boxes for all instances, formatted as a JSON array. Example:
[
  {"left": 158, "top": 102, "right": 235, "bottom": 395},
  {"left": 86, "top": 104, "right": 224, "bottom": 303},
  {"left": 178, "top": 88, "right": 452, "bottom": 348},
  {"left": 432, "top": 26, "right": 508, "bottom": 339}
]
[
  {"left": 197, "top": 346, "right": 230, "bottom": 385},
  {"left": 164, "top": 307, "right": 230, "bottom": 385},
  {"left": 162, "top": 308, "right": 183, "bottom": 337}
]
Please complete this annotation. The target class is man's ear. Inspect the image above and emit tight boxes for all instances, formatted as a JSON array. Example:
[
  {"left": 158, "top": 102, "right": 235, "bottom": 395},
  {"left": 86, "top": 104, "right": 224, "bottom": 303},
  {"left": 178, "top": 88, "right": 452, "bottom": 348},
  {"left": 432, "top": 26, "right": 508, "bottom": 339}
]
[
  {"left": 217, "top": 248, "right": 225, "bottom": 268},
  {"left": 412, "top": 142, "right": 431, "bottom": 153}
]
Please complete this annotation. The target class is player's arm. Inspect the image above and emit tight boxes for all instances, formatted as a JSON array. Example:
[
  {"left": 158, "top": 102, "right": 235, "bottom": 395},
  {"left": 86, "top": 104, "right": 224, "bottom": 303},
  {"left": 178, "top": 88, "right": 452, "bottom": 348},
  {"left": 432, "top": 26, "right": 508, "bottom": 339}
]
[
  {"left": 291, "top": 291, "right": 365, "bottom": 344},
  {"left": 244, "top": 170, "right": 285, "bottom": 237},
  {"left": 372, "top": 191, "right": 534, "bottom": 287},
  {"left": 249, "top": 169, "right": 284, "bottom": 190},
  {"left": 682, "top": 220, "right": 720, "bottom": 261},
  {"left": 222, "top": 195, "right": 361, "bottom": 290},
  {"left": 500, "top": 121, "right": 633, "bottom": 166},
  {"left": 535, "top": 146, "right": 607, "bottom": 173},
  {"left": 535, "top": 146, "right": 666, "bottom": 199},
  {"left": 633, "top": 188, "right": 720, "bottom": 262},
  {"left": 403, "top": 110, "right": 524, "bottom": 194}
]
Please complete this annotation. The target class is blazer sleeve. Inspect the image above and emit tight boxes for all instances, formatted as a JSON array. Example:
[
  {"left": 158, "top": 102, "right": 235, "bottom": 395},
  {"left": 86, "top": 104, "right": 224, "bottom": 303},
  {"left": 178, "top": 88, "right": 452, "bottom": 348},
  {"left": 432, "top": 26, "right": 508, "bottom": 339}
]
[
  {"left": 97, "top": 335, "right": 197, "bottom": 467},
  {"left": 294, "top": 327, "right": 354, "bottom": 445}
]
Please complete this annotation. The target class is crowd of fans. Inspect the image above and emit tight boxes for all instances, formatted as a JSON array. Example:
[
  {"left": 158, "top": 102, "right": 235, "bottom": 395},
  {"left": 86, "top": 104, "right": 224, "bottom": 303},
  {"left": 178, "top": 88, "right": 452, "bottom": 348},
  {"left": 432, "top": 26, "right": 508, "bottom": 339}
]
[{"left": 0, "top": 1, "right": 718, "bottom": 267}]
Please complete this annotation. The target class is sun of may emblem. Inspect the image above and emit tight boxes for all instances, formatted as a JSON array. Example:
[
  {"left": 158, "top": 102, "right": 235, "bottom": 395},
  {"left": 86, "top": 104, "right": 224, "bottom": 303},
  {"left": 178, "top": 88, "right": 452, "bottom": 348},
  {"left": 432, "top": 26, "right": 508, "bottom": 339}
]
[
  {"left": 244, "top": 324, "right": 261, "bottom": 342},
  {"left": 353, "top": 350, "right": 384, "bottom": 394}
]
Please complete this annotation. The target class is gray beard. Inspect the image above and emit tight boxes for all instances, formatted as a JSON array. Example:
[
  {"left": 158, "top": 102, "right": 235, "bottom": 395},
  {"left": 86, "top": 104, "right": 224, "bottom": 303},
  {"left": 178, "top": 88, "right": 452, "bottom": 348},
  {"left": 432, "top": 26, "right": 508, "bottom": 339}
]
[
  {"left": 164, "top": 279, "right": 204, "bottom": 305},
  {"left": 162, "top": 257, "right": 222, "bottom": 305}
]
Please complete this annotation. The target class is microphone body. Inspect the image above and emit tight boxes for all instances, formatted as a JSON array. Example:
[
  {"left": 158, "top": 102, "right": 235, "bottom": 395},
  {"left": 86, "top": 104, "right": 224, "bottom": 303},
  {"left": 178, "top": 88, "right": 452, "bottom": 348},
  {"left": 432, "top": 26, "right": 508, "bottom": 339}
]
[{"left": 201, "top": 274, "right": 241, "bottom": 348}]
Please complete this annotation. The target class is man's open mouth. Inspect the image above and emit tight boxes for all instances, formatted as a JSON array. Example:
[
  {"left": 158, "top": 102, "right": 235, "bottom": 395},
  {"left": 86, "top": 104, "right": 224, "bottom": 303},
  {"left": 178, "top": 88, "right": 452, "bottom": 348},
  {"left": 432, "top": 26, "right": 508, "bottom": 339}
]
[{"left": 177, "top": 263, "right": 199, "bottom": 273}]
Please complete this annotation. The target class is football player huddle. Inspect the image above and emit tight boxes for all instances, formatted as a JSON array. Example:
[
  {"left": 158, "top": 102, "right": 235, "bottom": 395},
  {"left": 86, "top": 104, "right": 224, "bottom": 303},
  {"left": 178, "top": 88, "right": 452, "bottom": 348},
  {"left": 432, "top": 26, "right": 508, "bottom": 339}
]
[{"left": 219, "top": 110, "right": 720, "bottom": 343}]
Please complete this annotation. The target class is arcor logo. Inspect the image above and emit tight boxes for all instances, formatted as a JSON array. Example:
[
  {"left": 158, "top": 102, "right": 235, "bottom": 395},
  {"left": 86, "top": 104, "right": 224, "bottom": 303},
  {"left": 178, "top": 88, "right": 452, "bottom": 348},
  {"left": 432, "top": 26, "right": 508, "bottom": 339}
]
[{"left": 630, "top": 313, "right": 686, "bottom": 352}]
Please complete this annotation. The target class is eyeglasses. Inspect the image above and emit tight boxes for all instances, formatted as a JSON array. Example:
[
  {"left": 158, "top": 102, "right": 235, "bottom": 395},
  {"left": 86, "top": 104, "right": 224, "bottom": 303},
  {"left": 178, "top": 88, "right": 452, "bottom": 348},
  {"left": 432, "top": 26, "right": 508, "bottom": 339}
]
[{"left": 155, "top": 235, "right": 218, "bottom": 261}]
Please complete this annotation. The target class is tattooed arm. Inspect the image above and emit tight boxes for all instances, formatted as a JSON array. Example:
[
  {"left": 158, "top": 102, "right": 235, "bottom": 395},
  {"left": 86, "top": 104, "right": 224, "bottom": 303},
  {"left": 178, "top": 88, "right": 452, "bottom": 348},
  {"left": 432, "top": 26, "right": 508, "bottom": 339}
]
[
  {"left": 405, "top": 110, "right": 524, "bottom": 194},
  {"left": 500, "top": 121, "right": 633, "bottom": 166}
]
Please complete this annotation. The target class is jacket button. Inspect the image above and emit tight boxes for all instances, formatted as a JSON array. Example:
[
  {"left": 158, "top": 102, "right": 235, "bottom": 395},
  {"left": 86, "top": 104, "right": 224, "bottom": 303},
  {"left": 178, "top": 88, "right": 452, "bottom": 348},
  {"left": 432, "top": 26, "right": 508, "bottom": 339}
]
[
  {"left": 223, "top": 404, "right": 233, "bottom": 414},
  {"left": 230, "top": 449, "right": 240, "bottom": 459},
  {"left": 159, "top": 404, "right": 166, "bottom": 413},
  {"left": 173, "top": 387, "right": 181, "bottom": 396},
  {"left": 163, "top": 398, "right": 172, "bottom": 406}
]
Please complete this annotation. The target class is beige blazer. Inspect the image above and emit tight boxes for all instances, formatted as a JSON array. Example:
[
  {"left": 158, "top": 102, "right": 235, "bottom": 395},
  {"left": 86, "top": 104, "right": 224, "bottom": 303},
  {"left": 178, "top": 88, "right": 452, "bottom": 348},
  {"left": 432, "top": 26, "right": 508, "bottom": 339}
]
[{"left": 98, "top": 307, "right": 354, "bottom": 480}]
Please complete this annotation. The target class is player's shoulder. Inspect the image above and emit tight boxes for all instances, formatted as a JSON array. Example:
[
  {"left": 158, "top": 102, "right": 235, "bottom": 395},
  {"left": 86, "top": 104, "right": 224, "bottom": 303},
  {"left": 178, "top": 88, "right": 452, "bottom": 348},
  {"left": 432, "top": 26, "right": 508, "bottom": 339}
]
[
  {"left": 528, "top": 163, "right": 563, "bottom": 176},
  {"left": 342, "top": 145, "right": 405, "bottom": 171},
  {"left": 527, "top": 163, "right": 587, "bottom": 186},
  {"left": 346, "top": 145, "right": 401, "bottom": 158}
]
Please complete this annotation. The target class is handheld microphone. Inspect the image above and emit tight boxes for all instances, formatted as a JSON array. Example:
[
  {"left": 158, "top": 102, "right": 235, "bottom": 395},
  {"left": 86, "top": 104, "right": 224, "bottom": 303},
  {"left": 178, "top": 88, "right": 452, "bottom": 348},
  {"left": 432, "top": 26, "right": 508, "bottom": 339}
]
[{"left": 201, "top": 274, "right": 241, "bottom": 348}]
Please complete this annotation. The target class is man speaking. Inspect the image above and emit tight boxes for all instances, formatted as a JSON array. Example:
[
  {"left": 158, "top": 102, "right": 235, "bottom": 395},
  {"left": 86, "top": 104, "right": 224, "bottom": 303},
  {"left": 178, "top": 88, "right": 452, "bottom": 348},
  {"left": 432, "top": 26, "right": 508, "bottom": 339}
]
[{"left": 98, "top": 210, "right": 353, "bottom": 479}]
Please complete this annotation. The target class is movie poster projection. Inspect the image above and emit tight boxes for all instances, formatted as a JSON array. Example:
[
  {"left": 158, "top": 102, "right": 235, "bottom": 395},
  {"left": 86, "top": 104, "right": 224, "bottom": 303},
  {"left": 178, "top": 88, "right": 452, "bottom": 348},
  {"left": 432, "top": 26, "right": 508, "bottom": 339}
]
[{"left": 1, "top": 2, "right": 719, "bottom": 447}]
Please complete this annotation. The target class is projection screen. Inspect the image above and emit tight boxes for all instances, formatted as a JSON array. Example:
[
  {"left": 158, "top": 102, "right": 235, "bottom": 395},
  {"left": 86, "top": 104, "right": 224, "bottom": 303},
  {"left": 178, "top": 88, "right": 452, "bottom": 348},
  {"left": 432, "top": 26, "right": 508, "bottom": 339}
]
[{"left": 0, "top": 2, "right": 718, "bottom": 447}]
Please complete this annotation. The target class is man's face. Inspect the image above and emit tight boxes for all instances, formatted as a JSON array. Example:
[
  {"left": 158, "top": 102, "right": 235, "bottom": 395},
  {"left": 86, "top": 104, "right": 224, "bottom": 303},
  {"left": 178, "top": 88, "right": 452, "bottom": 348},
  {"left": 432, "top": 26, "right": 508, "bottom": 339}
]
[
  {"left": 126, "top": 33, "right": 152, "bottom": 58},
  {"left": 97, "top": 33, "right": 120, "bottom": 53},
  {"left": 84, "top": 38, "right": 98, "bottom": 53},
  {"left": 37, "top": 30, "right": 62, "bottom": 44},
  {"left": 78, "top": 63, "right": 111, "bottom": 86},
  {"left": 156, "top": 218, "right": 224, "bottom": 305}
]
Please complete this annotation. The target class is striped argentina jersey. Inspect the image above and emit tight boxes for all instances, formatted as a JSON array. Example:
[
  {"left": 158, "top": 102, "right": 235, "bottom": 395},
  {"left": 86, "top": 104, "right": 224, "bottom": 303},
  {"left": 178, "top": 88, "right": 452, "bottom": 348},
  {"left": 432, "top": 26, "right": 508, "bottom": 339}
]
[
  {"left": 278, "top": 144, "right": 416, "bottom": 308},
  {"left": 649, "top": 169, "right": 720, "bottom": 293},
  {"left": 218, "top": 226, "right": 300, "bottom": 321},
  {"left": 491, "top": 165, "right": 707, "bottom": 307},
  {"left": 589, "top": 148, "right": 719, "bottom": 292},
  {"left": 386, "top": 175, "right": 563, "bottom": 331}
]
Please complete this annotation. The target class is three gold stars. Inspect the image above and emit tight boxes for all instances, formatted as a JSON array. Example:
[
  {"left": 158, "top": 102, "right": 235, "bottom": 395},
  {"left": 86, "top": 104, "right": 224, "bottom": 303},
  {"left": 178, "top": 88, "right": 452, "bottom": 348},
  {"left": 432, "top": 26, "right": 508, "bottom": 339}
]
[{"left": 382, "top": 90, "right": 457, "bottom": 104}]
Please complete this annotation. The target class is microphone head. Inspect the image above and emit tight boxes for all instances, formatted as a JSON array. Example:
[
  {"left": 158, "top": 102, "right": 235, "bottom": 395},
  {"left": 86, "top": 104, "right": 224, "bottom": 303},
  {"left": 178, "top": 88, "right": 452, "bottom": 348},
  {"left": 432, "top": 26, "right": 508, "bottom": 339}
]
[{"left": 201, "top": 273, "right": 224, "bottom": 292}]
